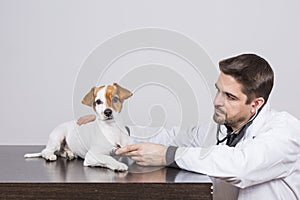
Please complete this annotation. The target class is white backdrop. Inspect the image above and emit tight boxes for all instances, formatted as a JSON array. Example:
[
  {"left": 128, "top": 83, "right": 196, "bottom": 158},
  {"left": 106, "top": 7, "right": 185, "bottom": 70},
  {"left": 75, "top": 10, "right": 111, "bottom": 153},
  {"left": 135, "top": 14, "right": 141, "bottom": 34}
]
[{"left": 0, "top": 0, "right": 299, "bottom": 145}]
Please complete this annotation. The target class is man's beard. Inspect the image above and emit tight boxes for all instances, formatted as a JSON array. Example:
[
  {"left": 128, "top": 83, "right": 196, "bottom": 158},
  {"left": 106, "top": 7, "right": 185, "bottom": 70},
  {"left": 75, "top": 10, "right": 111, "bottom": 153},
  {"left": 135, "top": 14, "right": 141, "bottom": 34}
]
[
  {"left": 213, "top": 107, "right": 247, "bottom": 128},
  {"left": 213, "top": 106, "right": 226, "bottom": 125}
]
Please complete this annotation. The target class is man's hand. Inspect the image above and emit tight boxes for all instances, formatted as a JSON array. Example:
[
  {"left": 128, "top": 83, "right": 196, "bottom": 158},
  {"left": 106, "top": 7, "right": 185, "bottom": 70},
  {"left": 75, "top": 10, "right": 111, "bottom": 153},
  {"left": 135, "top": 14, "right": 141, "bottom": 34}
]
[
  {"left": 115, "top": 142, "right": 168, "bottom": 166},
  {"left": 77, "top": 114, "right": 96, "bottom": 126}
]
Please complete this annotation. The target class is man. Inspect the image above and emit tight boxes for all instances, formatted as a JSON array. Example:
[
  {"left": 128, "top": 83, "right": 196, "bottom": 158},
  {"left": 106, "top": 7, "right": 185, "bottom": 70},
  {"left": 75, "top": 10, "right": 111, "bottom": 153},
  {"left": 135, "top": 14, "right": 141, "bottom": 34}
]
[{"left": 79, "top": 54, "right": 300, "bottom": 199}]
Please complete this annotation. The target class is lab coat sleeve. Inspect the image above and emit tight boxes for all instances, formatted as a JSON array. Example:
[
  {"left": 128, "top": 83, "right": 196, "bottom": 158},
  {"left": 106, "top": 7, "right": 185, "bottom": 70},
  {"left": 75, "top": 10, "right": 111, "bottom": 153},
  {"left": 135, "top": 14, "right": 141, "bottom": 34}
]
[
  {"left": 128, "top": 123, "right": 216, "bottom": 148},
  {"left": 174, "top": 117, "right": 300, "bottom": 188}
]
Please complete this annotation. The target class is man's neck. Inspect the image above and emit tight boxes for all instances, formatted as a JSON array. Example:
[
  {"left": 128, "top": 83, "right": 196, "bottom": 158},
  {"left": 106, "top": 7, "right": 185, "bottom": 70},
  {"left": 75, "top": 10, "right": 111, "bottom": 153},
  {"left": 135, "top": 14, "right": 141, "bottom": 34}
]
[{"left": 229, "top": 113, "right": 256, "bottom": 133}]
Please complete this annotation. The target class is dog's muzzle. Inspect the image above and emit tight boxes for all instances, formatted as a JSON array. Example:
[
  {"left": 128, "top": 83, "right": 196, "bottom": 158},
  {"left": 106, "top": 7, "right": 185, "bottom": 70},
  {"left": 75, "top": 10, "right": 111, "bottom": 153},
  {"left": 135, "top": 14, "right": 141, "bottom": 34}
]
[{"left": 104, "top": 109, "right": 113, "bottom": 118}]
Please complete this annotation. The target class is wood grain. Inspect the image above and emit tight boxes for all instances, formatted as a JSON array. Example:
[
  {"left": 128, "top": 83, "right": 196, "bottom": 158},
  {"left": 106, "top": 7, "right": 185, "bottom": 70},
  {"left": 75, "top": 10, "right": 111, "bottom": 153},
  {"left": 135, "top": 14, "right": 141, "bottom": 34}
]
[
  {"left": 0, "top": 146, "right": 212, "bottom": 199},
  {"left": 0, "top": 183, "right": 212, "bottom": 200}
]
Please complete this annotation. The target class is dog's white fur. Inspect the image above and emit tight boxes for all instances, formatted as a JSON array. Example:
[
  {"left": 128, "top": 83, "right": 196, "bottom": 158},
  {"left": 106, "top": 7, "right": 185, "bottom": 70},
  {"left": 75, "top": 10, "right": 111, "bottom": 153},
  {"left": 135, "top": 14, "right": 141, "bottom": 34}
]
[{"left": 24, "top": 83, "right": 133, "bottom": 171}]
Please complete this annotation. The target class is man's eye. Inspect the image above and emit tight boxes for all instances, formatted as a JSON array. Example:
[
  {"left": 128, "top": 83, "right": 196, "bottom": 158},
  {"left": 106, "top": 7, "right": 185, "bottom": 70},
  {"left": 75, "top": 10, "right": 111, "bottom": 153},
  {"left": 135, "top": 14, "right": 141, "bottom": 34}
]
[
  {"left": 95, "top": 99, "right": 103, "bottom": 105},
  {"left": 226, "top": 93, "right": 236, "bottom": 100}
]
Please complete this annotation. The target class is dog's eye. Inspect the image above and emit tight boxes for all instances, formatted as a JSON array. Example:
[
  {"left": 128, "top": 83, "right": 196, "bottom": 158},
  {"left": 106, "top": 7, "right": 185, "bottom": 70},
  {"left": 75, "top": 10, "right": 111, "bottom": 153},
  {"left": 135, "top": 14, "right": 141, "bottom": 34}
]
[
  {"left": 112, "top": 96, "right": 119, "bottom": 103},
  {"left": 95, "top": 99, "right": 103, "bottom": 105}
]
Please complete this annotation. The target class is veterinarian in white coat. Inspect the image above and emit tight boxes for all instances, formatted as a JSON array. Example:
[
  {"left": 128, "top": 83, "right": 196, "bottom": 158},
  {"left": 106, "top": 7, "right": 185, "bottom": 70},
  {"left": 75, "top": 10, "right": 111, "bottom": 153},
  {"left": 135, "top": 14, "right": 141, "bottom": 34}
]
[{"left": 115, "top": 54, "right": 300, "bottom": 200}]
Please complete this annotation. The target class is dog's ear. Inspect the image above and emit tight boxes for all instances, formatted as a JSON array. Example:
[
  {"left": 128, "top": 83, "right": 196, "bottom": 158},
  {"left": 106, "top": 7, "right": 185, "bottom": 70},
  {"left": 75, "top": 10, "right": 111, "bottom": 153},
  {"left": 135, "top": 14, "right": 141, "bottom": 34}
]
[
  {"left": 82, "top": 86, "right": 105, "bottom": 107},
  {"left": 113, "top": 83, "right": 133, "bottom": 101},
  {"left": 82, "top": 87, "right": 96, "bottom": 107}
]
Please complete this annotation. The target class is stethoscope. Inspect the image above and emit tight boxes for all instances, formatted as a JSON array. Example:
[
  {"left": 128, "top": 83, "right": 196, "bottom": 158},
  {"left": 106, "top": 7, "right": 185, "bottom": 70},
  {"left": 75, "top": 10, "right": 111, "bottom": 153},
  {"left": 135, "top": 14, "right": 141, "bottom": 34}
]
[{"left": 216, "top": 109, "right": 258, "bottom": 145}]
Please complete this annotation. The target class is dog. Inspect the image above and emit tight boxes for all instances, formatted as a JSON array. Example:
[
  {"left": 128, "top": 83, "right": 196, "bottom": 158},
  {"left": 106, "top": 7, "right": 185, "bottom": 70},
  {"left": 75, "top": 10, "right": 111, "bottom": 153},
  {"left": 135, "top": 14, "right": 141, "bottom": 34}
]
[{"left": 24, "top": 83, "right": 133, "bottom": 171}]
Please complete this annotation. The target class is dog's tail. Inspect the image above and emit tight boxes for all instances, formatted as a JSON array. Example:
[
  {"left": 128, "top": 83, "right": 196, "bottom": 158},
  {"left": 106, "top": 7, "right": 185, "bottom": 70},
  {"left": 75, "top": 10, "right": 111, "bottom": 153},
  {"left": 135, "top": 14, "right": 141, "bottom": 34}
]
[{"left": 24, "top": 152, "right": 42, "bottom": 158}]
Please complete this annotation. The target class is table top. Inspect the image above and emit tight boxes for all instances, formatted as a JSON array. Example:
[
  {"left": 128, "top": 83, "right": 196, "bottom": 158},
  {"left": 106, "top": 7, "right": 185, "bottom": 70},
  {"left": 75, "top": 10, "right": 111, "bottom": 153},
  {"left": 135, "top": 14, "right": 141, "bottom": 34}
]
[{"left": 0, "top": 145, "right": 211, "bottom": 183}]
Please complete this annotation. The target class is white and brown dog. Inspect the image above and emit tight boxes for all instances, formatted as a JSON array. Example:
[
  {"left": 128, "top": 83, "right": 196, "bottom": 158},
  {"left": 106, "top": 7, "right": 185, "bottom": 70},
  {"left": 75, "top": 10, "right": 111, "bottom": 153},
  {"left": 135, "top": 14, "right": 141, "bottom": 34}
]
[{"left": 24, "top": 83, "right": 133, "bottom": 171}]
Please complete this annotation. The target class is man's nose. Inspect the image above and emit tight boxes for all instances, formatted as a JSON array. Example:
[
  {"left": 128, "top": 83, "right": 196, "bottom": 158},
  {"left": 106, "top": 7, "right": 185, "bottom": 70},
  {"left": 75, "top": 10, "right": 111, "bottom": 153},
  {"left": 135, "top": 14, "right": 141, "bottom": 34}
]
[{"left": 214, "top": 92, "right": 225, "bottom": 107}]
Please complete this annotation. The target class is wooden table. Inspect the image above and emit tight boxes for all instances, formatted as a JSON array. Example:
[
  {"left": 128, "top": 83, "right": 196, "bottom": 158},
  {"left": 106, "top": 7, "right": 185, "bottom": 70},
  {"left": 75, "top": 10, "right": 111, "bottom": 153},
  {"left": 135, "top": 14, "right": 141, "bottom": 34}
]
[{"left": 0, "top": 146, "right": 212, "bottom": 199}]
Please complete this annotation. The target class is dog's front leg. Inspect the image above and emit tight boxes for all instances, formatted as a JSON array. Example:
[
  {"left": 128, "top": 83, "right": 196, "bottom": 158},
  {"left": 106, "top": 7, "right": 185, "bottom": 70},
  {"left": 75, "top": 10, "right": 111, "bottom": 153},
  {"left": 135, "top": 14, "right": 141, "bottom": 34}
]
[
  {"left": 84, "top": 151, "right": 128, "bottom": 171},
  {"left": 119, "top": 135, "right": 133, "bottom": 148}
]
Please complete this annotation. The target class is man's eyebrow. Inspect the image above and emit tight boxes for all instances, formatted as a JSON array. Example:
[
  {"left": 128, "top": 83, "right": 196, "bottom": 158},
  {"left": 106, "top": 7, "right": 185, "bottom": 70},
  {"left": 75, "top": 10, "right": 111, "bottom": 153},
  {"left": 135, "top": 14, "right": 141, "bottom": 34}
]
[
  {"left": 215, "top": 83, "right": 239, "bottom": 100},
  {"left": 225, "top": 92, "right": 239, "bottom": 100}
]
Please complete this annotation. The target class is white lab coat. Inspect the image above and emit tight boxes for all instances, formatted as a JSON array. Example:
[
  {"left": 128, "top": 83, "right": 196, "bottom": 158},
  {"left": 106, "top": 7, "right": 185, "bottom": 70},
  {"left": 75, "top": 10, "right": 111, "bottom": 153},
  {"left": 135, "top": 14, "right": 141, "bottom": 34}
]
[{"left": 129, "top": 104, "right": 300, "bottom": 200}]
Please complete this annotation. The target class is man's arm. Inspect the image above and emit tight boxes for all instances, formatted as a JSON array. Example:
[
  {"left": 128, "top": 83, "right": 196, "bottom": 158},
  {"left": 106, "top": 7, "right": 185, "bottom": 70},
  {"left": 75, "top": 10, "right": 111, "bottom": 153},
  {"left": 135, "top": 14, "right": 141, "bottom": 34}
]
[
  {"left": 128, "top": 123, "right": 216, "bottom": 148},
  {"left": 116, "top": 123, "right": 216, "bottom": 167},
  {"left": 116, "top": 143, "right": 179, "bottom": 167},
  {"left": 117, "top": 114, "right": 300, "bottom": 188},
  {"left": 172, "top": 123, "right": 300, "bottom": 188},
  {"left": 116, "top": 142, "right": 168, "bottom": 166}
]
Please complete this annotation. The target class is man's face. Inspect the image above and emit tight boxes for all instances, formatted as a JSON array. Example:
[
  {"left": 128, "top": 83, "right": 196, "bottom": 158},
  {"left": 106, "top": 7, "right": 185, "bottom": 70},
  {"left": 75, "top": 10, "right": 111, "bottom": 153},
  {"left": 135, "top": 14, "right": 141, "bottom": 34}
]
[{"left": 213, "top": 72, "right": 254, "bottom": 130}]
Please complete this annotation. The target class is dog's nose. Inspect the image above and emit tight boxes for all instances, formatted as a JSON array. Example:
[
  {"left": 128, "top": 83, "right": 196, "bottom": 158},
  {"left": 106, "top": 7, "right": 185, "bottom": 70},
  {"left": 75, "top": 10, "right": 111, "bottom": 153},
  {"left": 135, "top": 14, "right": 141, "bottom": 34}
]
[{"left": 104, "top": 109, "right": 112, "bottom": 117}]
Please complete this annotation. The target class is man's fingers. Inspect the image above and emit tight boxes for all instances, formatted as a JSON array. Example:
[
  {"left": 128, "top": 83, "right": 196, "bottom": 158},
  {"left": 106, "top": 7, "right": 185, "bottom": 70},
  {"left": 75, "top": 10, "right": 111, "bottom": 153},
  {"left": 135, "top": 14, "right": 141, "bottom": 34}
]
[
  {"left": 116, "top": 145, "right": 139, "bottom": 155},
  {"left": 131, "top": 156, "right": 143, "bottom": 162},
  {"left": 77, "top": 114, "right": 96, "bottom": 125},
  {"left": 117, "top": 150, "right": 140, "bottom": 157},
  {"left": 77, "top": 119, "right": 83, "bottom": 125},
  {"left": 136, "top": 161, "right": 148, "bottom": 166},
  {"left": 78, "top": 120, "right": 86, "bottom": 125},
  {"left": 126, "top": 151, "right": 141, "bottom": 157}
]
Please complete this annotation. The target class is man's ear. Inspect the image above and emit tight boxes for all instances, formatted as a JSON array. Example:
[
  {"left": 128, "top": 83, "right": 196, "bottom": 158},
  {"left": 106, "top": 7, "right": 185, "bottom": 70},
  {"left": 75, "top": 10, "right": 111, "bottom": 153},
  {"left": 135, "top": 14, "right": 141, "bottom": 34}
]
[
  {"left": 251, "top": 97, "right": 265, "bottom": 112},
  {"left": 113, "top": 83, "right": 133, "bottom": 101},
  {"left": 82, "top": 87, "right": 96, "bottom": 107}
]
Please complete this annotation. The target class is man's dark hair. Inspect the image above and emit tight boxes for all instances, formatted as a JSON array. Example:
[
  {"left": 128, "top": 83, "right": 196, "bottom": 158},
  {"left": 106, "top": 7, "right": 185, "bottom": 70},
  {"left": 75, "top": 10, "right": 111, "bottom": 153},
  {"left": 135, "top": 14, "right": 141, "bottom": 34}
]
[{"left": 219, "top": 53, "right": 274, "bottom": 104}]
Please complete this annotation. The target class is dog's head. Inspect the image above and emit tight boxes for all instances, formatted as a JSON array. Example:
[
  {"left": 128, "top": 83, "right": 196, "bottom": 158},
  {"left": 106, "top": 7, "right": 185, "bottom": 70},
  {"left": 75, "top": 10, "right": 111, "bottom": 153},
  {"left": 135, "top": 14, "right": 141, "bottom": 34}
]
[{"left": 82, "top": 83, "right": 133, "bottom": 121}]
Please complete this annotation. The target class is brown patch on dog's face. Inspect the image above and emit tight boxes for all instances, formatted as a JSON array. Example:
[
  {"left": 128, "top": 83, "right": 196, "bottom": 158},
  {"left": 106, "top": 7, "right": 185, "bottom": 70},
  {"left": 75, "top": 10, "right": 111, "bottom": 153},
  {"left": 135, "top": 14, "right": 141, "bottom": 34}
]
[
  {"left": 105, "top": 85, "right": 114, "bottom": 107},
  {"left": 82, "top": 84, "right": 132, "bottom": 113},
  {"left": 107, "top": 83, "right": 133, "bottom": 113}
]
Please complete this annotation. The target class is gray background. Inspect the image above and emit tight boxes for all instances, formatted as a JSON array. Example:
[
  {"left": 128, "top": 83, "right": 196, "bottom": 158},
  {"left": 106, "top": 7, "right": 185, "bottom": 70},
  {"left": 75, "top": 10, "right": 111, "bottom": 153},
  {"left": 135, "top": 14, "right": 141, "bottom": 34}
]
[{"left": 0, "top": 0, "right": 299, "bottom": 145}]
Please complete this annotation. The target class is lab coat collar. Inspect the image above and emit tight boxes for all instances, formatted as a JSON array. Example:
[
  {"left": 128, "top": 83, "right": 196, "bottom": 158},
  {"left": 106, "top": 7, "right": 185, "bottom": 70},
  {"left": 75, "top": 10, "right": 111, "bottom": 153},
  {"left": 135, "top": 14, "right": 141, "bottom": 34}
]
[
  {"left": 241, "top": 103, "right": 271, "bottom": 142},
  {"left": 218, "top": 103, "right": 271, "bottom": 145}
]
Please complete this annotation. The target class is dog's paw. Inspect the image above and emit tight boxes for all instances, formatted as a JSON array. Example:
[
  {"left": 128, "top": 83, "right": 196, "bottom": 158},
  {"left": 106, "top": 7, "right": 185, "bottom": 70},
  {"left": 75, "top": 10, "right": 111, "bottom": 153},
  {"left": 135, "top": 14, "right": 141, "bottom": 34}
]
[
  {"left": 66, "top": 150, "right": 76, "bottom": 160},
  {"left": 59, "top": 150, "right": 76, "bottom": 160},
  {"left": 44, "top": 154, "right": 57, "bottom": 161},
  {"left": 41, "top": 149, "right": 57, "bottom": 161},
  {"left": 114, "top": 163, "right": 128, "bottom": 171},
  {"left": 59, "top": 151, "right": 67, "bottom": 158}
]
